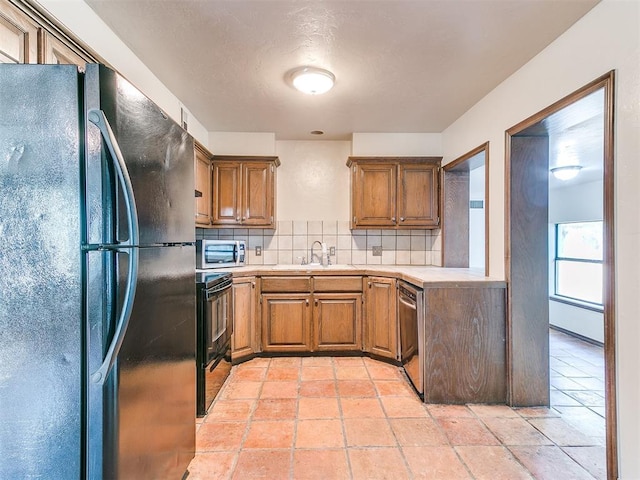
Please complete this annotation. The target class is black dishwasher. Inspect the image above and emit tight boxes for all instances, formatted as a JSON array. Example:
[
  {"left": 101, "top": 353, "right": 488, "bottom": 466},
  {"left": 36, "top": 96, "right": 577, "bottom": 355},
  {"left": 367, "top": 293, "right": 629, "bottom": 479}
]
[{"left": 398, "top": 282, "right": 424, "bottom": 397}]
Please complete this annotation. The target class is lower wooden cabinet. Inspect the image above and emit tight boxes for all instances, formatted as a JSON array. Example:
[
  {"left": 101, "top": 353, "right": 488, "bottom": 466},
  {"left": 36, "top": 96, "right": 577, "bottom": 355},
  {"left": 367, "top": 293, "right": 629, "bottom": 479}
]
[
  {"left": 231, "top": 276, "right": 257, "bottom": 361},
  {"left": 261, "top": 294, "right": 313, "bottom": 353},
  {"left": 313, "top": 294, "right": 362, "bottom": 351},
  {"left": 364, "top": 276, "right": 398, "bottom": 360}
]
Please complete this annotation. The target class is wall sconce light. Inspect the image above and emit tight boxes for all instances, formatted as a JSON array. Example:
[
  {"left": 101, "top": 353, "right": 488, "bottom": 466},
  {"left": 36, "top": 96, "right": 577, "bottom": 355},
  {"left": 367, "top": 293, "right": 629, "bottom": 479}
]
[
  {"left": 551, "top": 165, "right": 582, "bottom": 181},
  {"left": 289, "top": 67, "right": 335, "bottom": 95}
]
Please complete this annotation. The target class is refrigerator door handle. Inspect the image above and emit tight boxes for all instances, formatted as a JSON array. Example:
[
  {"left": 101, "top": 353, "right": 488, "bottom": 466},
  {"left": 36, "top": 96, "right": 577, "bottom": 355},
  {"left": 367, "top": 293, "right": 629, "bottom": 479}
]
[{"left": 88, "top": 108, "right": 140, "bottom": 385}]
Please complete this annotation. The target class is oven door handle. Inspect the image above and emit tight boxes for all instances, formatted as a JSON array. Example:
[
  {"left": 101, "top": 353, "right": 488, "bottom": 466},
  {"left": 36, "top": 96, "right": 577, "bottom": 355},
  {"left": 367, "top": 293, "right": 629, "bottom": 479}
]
[{"left": 206, "top": 280, "right": 233, "bottom": 298}]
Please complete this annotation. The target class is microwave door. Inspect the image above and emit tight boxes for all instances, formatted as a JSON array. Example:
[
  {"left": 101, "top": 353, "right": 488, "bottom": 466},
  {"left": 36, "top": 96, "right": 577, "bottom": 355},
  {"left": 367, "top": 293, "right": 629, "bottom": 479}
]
[{"left": 205, "top": 244, "right": 234, "bottom": 265}]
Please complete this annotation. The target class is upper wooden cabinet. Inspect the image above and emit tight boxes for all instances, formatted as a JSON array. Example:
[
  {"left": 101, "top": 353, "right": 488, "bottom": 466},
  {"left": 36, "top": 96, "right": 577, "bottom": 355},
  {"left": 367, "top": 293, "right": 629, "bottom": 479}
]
[
  {"left": 212, "top": 156, "right": 279, "bottom": 228},
  {"left": 347, "top": 157, "right": 441, "bottom": 229},
  {"left": 194, "top": 142, "right": 212, "bottom": 226},
  {"left": 0, "top": 0, "right": 38, "bottom": 64},
  {"left": 41, "top": 31, "right": 87, "bottom": 68},
  {"left": 1, "top": 0, "right": 92, "bottom": 66}
]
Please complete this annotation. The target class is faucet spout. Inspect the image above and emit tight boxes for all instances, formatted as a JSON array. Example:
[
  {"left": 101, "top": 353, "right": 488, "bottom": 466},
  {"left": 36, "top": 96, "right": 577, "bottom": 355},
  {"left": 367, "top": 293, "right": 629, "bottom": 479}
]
[{"left": 310, "top": 241, "right": 324, "bottom": 266}]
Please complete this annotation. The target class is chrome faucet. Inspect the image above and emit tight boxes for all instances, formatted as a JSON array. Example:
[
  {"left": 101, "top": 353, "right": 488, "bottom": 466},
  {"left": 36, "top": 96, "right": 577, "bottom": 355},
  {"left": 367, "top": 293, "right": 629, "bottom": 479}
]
[{"left": 310, "top": 241, "right": 324, "bottom": 266}]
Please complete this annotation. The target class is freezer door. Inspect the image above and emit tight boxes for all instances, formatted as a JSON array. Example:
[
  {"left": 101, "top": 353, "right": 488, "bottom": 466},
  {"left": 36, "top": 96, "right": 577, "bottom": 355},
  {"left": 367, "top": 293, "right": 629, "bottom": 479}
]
[
  {"left": 103, "top": 245, "right": 196, "bottom": 479},
  {"left": 0, "top": 65, "right": 83, "bottom": 478},
  {"left": 84, "top": 64, "right": 195, "bottom": 246}
]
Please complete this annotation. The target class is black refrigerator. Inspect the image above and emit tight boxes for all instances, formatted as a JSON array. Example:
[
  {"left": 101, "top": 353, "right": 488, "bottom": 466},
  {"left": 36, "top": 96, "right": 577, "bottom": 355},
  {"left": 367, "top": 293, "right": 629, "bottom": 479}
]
[{"left": 0, "top": 64, "right": 196, "bottom": 479}]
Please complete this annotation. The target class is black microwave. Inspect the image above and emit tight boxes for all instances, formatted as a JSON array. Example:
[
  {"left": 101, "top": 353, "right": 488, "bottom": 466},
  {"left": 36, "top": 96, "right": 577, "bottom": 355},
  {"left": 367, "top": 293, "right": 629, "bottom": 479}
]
[{"left": 196, "top": 240, "right": 246, "bottom": 269}]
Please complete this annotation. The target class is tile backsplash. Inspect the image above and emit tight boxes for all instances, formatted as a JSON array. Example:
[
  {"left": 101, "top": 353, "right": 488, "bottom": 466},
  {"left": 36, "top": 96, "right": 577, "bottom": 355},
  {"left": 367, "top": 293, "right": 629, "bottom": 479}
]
[{"left": 197, "top": 221, "right": 441, "bottom": 266}]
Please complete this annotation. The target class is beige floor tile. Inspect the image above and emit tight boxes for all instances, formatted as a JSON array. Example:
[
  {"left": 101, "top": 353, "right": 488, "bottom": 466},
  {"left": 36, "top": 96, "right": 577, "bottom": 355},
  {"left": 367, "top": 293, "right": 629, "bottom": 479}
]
[
  {"left": 436, "top": 417, "right": 500, "bottom": 446},
  {"left": 265, "top": 366, "right": 300, "bottom": 381},
  {"left": 252, "top": 398, "right": 298, "bottom": 421},
  {"left": 426, "top": 404, "right": 475, "bottom": 418},
  {"left": 340, "top": 397, "right": 385, "bottom": 418},
  {"left": 348, "top": 447, "right": 411, "bottom": 480},
  {"left": 231, "top": 449, "right": 290, "bottom": 480},
  {"left": 527, "top": 417, "right": 598, "bottom": 447},
  {"left": 455, "top": 445, "right": 533, "bottom": 480},
  {"left": 562, "top": 446, "right": 607, "bottom": 480},
  {"left": 260, "top": 381, "right": 299, "bottom": 399},
  {"left": 243, "top": 420, "right": 295, "bottom": 449},
  {"left": 299, "top": 380, "right": 337, "bottom": 397},
  {"left": 380, "top": 395, "right": 428, "bottom": 418},
  {"left": 402, "top": 446, "right": 472, "bottom": 479},
  {"left": 389, "top": 417, "right": 448, "bottom": 446},
  {"left": 196, "top": 421, "right": 247, "bottom": 452},
  {"left": 510, "top": 445, "right": 595, "bottom": 480},
  {"left": 481, "top": 417, "right": 553, "bottom": 446},
  {"left": 187, "top": 451, "right": 237, "bottom": 480},
  {"left": 298, "top": 397, "right": 340, "bottom": 419},
  {"left": 300, "top": 365, "right": 335, "bottom": 381},
  {"left": 205, "top": 399, "right": 255, "bottom": 422},
  {"left": 344, "top": 418, "right": 397, "bottom": 447}
]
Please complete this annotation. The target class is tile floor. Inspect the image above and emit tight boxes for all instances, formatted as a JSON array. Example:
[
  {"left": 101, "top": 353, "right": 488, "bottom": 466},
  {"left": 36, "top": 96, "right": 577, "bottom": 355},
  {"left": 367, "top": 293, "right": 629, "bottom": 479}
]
[{"left": 189, "top": 329, "right": 606, "bottom": 479}]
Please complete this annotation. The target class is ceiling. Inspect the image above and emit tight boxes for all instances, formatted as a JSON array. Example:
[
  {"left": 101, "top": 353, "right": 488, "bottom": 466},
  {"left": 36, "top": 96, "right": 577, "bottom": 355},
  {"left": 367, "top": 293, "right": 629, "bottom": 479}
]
[{"left": 85, "top": 0, "right": 600, "bottom": 141}]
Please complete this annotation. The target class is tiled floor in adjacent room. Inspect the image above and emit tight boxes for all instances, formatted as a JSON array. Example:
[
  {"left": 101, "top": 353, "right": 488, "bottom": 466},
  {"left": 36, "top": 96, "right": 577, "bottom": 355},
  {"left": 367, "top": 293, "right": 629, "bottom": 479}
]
[{"left": 189, "top": 329, "right": 605, "bottom": 479}]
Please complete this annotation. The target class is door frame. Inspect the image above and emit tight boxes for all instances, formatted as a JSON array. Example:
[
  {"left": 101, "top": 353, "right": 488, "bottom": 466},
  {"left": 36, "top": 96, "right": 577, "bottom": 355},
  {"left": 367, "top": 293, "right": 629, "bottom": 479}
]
[
  {"left": 505, "top": 71, "right": 616, "bottom": 478},
  {"left": 441, "top": 142, "right": 490, "bottom": 276}
]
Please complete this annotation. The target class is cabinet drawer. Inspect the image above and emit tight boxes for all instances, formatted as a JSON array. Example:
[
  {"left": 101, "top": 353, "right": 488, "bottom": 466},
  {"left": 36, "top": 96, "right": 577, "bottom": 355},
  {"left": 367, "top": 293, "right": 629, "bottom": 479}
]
[
  {"left": 261, "top": 276, "right": 311, "bottom": 293},
  {"left": 313, "top": 276, "right": 362, "bottom": 292}
]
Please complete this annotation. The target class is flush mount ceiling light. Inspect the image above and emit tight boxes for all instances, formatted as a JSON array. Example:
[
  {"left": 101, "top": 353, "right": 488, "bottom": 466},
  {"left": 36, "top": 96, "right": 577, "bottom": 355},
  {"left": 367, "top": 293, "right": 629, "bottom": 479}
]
[
  {"left": 289, "top": 67, "right": 335, "bottom": 95},
  {"left": 551, "top": 165, "right": 583, "bottom": 181}
]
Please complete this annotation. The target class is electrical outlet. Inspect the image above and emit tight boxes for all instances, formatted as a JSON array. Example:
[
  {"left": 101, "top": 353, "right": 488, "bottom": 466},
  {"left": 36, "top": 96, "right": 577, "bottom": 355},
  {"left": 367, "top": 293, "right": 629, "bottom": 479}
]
[
  {"left": 372, "top": 246, "right": 382, "bottom": 256},
  {"left": 255, "top": 246, "right": 262, "bottom": 256},
  {"left": 329, "top": 246, "right": 336, "bottom": 256}
]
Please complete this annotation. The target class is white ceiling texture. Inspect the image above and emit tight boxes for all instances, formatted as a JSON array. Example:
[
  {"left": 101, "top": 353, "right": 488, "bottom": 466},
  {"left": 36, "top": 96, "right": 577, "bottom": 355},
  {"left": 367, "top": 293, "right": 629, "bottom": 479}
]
[{"left": 85, "top": 0, "right": 600, "bottom": 141}]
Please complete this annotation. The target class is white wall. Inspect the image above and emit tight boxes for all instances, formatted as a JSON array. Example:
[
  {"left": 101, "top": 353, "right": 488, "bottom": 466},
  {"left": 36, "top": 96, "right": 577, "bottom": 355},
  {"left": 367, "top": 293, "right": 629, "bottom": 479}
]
[
  {"left": 209, "top": 132, "right": 276, "bottom": 155},
  {"left": 469, "top": 164, "right": 485, "bottom": 270},
  {"left": 37, "top": 0, "right": 208, "bottom": 145},
  {"left": 442, "top": 1, "right": 640, "bottom": 476},
  {"left": 276, "top": 141, "right": 351, "bottom": 221},
  {"left": 352, "top": 133, "right": 442, "bottom": 156}
]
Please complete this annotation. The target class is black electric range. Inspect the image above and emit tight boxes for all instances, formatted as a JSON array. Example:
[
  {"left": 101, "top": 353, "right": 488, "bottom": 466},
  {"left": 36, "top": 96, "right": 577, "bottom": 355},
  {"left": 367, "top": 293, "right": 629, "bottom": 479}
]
[{"left": 195, "top": 269, "right": 233, "bottom": 416}]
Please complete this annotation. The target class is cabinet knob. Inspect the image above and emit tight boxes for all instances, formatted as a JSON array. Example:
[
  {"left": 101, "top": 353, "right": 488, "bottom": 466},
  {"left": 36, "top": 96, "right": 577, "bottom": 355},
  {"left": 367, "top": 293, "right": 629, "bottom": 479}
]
[
  {"left": 305, "top": 299, "right": 309, "bottom": 306},
  {"left": 236, "top": 216, "right": 240, "bottom": 221},
  {"left": 400, "top": 217, "right": 405, "bottom": 222},
  {"left": 314, "top": 299, "right": 318, "bottom": 306},
  {"left": 391, "top": 217, "right": 396, "bottom": 222},
  {"left": 368, "top": 282, "right": 372, "bottom": 288},
  {"left": 242, "top": 216, "right": 246, "bottom": 221},
  {"left": 251, "top": 282, "right": 255, "bottom": 288}
]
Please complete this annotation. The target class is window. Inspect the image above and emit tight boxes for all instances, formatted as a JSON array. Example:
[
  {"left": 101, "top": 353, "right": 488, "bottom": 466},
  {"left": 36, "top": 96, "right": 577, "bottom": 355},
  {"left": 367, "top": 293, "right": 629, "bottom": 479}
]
[{"left": 554, "top": 221, "right": 603, "bottom": 305}]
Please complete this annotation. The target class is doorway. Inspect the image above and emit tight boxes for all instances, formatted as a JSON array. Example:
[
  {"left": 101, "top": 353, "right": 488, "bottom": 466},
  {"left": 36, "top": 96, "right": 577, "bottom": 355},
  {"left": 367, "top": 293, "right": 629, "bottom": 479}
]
[
  {"left": 506, "top": 72, "right": 616, "bottom": 478},
  {"left": 442, "top": 142, "right": 489, "bottom": 276}
]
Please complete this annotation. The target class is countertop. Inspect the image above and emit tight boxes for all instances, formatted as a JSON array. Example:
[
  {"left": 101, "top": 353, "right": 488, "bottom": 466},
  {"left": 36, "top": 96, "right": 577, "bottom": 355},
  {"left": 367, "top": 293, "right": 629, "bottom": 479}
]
[{"left": 215, "top": 264, "right": 506, "bottom": 289}]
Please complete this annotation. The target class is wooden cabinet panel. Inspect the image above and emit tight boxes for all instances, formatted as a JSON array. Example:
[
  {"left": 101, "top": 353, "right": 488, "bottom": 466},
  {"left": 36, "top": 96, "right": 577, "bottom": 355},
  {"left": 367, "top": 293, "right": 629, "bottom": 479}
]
[
  {"left": 0, "top": 0, "right": 38, "bottom": 64},
  {"left": 398, "top": 163, "right": 439, "bottom": 226},
  {"left": 423, "top": 287, "right": 506, "bottom": 404},
  {"left": 242, "top": 162, "right": 273, "bottom": 226},
  {"left": 364, "top": 276, "right": 397, "bottom": 359},
  {"left": 261, "top": 276, "right": 312, "bottom": 293},
  {"left": 348, "top": 157, "right": 441, "bottom": 229},
  {"left": 313, "top": 276, "right": 362, "bottom": 292},
  {"left": 42, "top": 31, "right": 86, "bottom": 67},
  {"left": 261, "top": 294, "right": 312, "bottom": 352},
  {"left": 194, "top": 143, "right": 212, "bottom": 225},
  {"left": 212, "top": 156, "right": 278, "bottom": 228},
  {"left": 313, "top": 294, "right": 362, "bottom": 351},
  {"left": 352, "top": 162, "right": 396, "bottom": 227},
  {"left": 231, "top": 277, "right": 257, "bottom": 361},
  {"left": 212, "top": 162, "right": 241, "bottom": 224}
]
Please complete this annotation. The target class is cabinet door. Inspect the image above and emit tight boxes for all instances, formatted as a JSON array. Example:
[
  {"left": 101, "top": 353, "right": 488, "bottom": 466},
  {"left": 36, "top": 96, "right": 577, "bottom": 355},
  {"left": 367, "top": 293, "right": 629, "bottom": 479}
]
[
  {"left": 212, "top": 162, "right": 241, "bottom": 225},
  {"left": 398, "top": 163, "right": 439, "bottom": 227},
  {"left": 0, "top": 0, "right": 38, "bottom": 64},
  {"left": 41, "top": 31, "right": 87, "bottom": 68},
  {"left": 261, "top": 294, "right": 312, "bottom": 352},
  {"left": 364, "top": 277, "right": 398, "bottom": 359},
  {"left": 194, "top": 145, "right": 211, "bottom": 225},
  {"left": 232, "top": 277, "right": 257, "bottom": 361},
  {"left": 352, "top": 163, "right": 396, "bottom": 227},
  {"left": 313, "top": 293, "right": 362, "bottom": 351},
  {"left": 242, "top": 161, "right": 274, "bottom": 227}
]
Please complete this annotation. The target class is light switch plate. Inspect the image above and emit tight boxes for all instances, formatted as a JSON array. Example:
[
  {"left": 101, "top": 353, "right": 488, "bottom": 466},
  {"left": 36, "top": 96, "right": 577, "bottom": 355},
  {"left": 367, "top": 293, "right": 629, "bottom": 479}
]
[
  {"left": 329, "top": 246, "right": 336, "bottom": 256},
  {"left": 372, "top": 246, "right": 382, "bottom": 256},
  {"left": 255, "top": 246, "right": 262, "bottom": 256}
]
